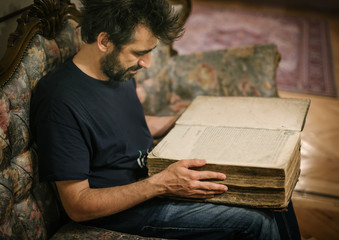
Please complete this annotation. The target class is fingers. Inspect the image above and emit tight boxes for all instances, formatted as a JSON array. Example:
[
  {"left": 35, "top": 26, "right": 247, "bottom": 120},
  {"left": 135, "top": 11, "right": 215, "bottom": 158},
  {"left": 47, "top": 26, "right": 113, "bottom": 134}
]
[
  {"left": 178, "top": 159, "right": 207, "bottom": 168},
  {"left": 191, "top": 180, "right": 228, "bottom": 192},
  {"left": 177, "top": 159, "right": 226, "bottom": 181},
  {"left": 185, "top": 190, "right": 226, "bottom": 199},
  {"left": 161, "top": 159, "right": 228, "bottom": 199},
  {"left": 190, "top": 170, "right": 226, "bottom": 181},
  {"left": 176, "top": 182, "right": 227, "bottom": 199}
]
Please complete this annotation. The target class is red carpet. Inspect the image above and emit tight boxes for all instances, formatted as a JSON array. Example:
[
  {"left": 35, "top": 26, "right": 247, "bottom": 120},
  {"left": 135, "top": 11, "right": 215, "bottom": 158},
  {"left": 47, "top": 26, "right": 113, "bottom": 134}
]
[{"left": 173, "top": 3, "right": 337, "bottom": 97}]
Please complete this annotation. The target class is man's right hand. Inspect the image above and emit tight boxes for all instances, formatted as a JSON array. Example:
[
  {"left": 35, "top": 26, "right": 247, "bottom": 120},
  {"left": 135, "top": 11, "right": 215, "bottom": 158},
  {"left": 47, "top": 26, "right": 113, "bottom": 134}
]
[
  {"left": 55, "top": 159, "right": 227, "bottom": 223},
  {"left": 150, "top": 159, "right": 228, "bottom": 199}
]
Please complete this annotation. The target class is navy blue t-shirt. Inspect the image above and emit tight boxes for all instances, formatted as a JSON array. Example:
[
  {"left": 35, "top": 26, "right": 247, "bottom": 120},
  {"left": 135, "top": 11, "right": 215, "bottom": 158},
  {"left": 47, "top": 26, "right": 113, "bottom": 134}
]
[{"left": 30, "top": 59, "right": 156, "bottom": 232}]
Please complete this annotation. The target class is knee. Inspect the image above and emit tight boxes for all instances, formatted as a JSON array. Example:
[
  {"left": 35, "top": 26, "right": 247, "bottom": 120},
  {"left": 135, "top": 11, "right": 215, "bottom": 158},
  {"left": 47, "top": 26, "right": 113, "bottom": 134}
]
[{"left": 246, "top": 210, "right": 280, "bottom": 240}]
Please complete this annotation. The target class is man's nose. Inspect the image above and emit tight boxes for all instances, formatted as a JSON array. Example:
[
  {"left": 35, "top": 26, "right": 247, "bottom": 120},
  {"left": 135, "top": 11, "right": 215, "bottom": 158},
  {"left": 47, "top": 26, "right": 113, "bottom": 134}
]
[{"left": 138, "top": 52, "right": 151, "bottom": 69}]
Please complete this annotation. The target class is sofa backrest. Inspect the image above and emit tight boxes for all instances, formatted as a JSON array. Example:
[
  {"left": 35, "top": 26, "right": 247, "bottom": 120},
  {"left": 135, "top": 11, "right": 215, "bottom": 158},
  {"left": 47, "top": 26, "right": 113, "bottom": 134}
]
[
  {"left": 0, "top": 1, "right": 82, "bottom": 239},
  {"left": 137, "top": 44, "right": 280, "bottom": 116}
]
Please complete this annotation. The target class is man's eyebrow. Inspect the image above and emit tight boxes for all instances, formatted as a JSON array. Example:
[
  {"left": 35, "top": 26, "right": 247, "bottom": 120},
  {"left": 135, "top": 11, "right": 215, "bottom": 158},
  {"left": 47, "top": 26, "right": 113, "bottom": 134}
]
[{"left": 133, "top": 45, "right": 158, "bottom": 55}]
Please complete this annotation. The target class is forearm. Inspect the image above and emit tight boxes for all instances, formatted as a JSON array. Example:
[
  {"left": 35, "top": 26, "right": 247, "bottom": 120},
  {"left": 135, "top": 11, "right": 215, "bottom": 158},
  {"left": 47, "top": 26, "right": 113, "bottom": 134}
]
[
  {"left": 56, "top": 177, "right": 165, "bottom": 222},
  {"left": 56, "top": 159, "right": 227, "bottom": 222},
  {"left": 145, "top": 115, "right": 179, "bottom": 138}
]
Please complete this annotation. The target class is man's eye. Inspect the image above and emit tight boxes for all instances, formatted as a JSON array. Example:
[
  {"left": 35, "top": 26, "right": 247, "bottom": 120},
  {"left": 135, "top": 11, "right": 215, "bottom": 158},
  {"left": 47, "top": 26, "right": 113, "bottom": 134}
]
[{"left": 134, "top": 52, "right": 146, "bottom": 57}]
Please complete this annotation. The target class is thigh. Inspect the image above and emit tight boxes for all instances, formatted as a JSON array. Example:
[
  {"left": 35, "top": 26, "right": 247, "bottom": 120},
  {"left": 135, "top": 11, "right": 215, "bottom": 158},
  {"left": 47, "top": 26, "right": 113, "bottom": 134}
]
[{"left": 139, "top": 199, "right": 280, "bottom": 240}]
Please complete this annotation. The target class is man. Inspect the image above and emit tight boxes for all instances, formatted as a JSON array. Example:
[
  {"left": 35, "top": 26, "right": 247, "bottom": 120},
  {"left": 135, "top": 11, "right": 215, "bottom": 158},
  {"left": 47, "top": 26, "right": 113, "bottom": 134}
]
[{"left": 30, "top": 0, "right": 282, "bottom": 239}]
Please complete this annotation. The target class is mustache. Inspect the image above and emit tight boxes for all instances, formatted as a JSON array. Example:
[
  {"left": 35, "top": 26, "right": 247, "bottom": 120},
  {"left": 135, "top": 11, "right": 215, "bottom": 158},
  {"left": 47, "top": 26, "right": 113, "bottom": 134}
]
[{"left": 127, "top": 65, "right": 143, "bottom": 71}]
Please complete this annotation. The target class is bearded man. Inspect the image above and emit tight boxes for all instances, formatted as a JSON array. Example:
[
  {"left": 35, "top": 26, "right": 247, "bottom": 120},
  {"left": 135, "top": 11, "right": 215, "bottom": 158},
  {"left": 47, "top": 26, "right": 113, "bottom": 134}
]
[{"left": 30, "top": 0, "right": 288, "bottom": 239}]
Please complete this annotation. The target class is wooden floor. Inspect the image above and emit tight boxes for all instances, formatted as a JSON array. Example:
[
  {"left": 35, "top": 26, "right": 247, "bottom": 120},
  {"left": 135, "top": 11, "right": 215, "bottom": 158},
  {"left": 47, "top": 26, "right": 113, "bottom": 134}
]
[
  {"left": 262, "top": 2, "right": 339, "bottom": 239},
  {"left": 192, "top": 1, "right": 339, "bottom": 239},
  {"left": 280, "top": 91, "right": 339, "bottom": 240}
]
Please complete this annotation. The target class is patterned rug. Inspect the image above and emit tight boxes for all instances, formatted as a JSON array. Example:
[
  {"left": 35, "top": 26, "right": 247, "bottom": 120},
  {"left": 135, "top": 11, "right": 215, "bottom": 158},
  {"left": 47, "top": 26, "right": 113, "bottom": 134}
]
[{"left": 173, "top": 3, "right": 337, "bottom": 97}]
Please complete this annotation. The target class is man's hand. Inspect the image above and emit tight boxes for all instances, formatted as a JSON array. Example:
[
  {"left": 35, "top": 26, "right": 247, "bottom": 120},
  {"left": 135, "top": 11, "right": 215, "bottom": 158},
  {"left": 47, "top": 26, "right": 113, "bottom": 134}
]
[
  {"left": 55, "top": 159, "right": 227, "bottom": 222},
  {"left": 150, "top": 159, "right": 228, "bottom": 198}
]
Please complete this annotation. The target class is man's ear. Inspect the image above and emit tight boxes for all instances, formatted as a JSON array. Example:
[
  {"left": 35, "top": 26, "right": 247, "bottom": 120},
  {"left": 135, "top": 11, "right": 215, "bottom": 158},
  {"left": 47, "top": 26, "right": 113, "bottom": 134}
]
[{"left": 97, "top": 32, "right": 113, "bottom": 53}]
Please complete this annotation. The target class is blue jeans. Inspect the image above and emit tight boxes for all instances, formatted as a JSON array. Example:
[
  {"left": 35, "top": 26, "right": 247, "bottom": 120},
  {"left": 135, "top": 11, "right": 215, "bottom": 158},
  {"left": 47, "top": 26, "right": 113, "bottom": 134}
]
[
  {"left": 138, "top": 199, "right": 280, "bottom": 240},
  {"left": 274, "top": 201, "right": 301, "bottom": 240}
]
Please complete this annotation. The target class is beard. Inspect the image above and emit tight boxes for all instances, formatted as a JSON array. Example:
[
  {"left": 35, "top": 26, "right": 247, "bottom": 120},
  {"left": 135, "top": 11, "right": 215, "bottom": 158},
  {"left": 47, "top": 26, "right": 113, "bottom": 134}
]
[{"left": 100, "top": 48, "right": 142, "bottom": 83}]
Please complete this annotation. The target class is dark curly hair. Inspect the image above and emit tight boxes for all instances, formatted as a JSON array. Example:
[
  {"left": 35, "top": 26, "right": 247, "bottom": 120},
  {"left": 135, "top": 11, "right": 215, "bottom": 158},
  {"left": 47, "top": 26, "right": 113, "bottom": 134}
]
[{"left": 80, "top": 0, "right": 184, "bottom": 50}]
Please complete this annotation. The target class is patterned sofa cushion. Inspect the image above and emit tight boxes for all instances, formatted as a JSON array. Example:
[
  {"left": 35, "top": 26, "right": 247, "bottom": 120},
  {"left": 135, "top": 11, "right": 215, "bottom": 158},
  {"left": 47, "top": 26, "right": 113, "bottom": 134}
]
[
  {"left": 0, "top": 19, "right": 83, "bottom": 239},
  {"left": 135, "top": 42, "right": 175, "bottom": 115},
  {"left": 138, "top": 43, "right": 280, "bottom": 116}
]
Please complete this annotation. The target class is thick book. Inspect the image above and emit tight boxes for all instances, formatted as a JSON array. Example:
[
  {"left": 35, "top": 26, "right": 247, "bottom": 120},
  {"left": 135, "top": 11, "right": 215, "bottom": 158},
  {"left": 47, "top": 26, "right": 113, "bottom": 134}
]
[{"left": 148, "top": 96, "right": 310, "bottom": 208}]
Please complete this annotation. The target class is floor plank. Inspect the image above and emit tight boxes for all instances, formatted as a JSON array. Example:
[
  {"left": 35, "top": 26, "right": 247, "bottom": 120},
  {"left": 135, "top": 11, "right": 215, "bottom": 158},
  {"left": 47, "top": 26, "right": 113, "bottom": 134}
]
[{"left": 279, "top": 91, "right": 339, "bottom": 240}]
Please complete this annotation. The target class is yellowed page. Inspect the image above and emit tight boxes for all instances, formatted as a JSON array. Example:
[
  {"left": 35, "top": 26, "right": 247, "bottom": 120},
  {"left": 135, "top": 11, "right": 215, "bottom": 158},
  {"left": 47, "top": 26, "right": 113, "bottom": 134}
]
[
  {"left": 176, "top": 96, "right": 310, "bottom": 131},
  {"left": 150, "top": 125, "right": 300, "bottom": 168}
]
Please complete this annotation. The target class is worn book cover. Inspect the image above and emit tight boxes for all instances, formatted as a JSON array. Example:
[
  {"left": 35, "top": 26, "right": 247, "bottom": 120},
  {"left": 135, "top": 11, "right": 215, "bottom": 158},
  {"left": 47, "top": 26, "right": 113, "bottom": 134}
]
[{"left": 148, "top": 96, "right": 310, "bottom": 208}]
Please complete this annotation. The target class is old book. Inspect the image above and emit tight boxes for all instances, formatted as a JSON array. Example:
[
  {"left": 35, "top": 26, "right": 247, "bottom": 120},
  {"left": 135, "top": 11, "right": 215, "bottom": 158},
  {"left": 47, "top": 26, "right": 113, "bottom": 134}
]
[{"left": 148, "top": 96, "right": 310, "bottom": 208}]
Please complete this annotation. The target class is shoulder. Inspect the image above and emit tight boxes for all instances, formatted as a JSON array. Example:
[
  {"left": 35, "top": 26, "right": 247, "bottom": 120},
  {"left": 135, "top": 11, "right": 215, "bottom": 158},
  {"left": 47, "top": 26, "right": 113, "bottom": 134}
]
[
  {"left": 33, "top": 58, "right": 86, "bottom": 106},
  {"left": 31, "top": 59, "right": 82, "bottom": 120},
  {"left": 37, "top": 59, "right": 76, "bottom": 91}
]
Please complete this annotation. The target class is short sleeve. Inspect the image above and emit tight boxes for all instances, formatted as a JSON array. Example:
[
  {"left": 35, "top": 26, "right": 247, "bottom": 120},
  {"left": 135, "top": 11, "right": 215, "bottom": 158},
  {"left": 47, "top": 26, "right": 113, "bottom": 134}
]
[{"left": 37, "top": 119, "right": 90, "bottom": 182}]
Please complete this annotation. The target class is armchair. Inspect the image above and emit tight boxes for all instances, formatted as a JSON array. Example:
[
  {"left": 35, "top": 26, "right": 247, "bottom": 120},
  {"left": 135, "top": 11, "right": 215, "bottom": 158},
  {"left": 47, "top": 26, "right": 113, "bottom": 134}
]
[{"left": 0, "top": 0, "right": 280, "bottom": 239}]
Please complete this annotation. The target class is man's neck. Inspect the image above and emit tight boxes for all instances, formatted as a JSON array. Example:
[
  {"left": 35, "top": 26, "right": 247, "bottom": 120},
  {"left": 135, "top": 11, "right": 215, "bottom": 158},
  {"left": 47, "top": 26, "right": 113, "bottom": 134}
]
[{"left": 73, "top": 45, "right": 109, "bottom": 81}]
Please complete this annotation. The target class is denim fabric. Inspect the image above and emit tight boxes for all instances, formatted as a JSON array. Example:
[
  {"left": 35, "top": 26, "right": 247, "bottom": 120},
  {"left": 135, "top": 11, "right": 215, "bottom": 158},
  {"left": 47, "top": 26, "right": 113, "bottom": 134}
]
[
  {"left": 274, "top": 201, "right": 301, "bottom": 240},
  {"left": 138, "top": 199, "right": 280, "bottom": 240}
]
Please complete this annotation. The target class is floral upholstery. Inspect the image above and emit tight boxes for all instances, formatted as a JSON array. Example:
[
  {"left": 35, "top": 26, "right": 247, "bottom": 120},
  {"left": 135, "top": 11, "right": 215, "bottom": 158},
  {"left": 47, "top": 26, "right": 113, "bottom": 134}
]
[
  {"left": 0, "top": 19, "right": 79, "bottom": 240},
  {"left": 0, "top": 2, "right": 280, "bottom": 239},
  {"left": 50, "top": 222, "right": 164, "bottom": 240},
  {"left": 137, "top": 44, "right": 279, "bottom": 116}
]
